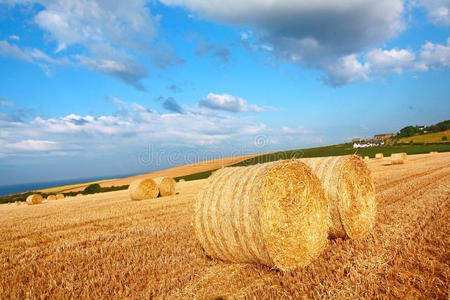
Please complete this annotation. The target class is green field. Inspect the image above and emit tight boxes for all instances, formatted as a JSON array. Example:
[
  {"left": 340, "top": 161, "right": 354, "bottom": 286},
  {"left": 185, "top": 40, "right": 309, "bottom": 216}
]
[
  {"left": 397, "top": 129, "right": 450, "bottom": 144},
  {"left": 175, "top": 143, "right": 450, "bottom": 182}
]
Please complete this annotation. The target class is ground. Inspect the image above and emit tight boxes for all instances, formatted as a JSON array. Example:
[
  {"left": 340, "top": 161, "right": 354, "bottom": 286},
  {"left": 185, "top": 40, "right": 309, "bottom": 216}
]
[
  {"left": 0, "top": 153, "right": 449, "bottom": 299},
  {"left": 397, "top": 129, "right": 450, "bottom": 144}
]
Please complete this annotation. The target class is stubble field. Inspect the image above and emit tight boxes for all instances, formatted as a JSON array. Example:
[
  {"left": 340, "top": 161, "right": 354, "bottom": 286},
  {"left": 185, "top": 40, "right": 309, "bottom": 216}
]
[{"left": 0, "top": 153, "right": 449, "bottom": 299}]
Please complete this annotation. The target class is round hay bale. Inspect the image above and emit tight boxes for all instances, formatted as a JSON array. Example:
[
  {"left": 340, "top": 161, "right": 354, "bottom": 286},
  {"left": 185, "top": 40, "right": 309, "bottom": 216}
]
[
  {"left": 26, "top": 194, "right": 43, "bottom": 205},
  {"left": 195, "top": 160, "right": 328, "bottom": 271},
  {"left": 76, "top": 193, "right": 83, "bottom": 197},
  {"left": 430, "top": 151, "right": 438, "bottom": 154},
  {"left": 15, "top": 201, "right": 21, "bottom": 206},
  {"left": 47, "top": 194, "right": 56, "bottom": 200},
  {"left": 300, "top": 155, "right": 376, "bottom": 239},
  {"left": 179, "top": 179, "right": 185, "bottom": 182},
  {"left": 364, "top": 156, "right": 370, "bottom": 160},
  {"left": 391, "top": 152, "right": 408, "bottom": 164},
  {"left": 375, "top": 153, "right": 384, "bottom": 159},
  {"left": 128, "top": 178, "right": 159, "bottom": 201},
  {"left": 153, "top": 177, "right": 176, "bottom": 197},
  {"left": 56, "top": 193, "right": 64, "bottom": 199}
]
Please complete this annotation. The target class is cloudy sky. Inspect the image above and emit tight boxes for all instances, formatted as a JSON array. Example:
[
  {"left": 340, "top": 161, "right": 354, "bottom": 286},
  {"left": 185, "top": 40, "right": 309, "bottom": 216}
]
[{"left": 0, "top": 0, "right": 449, "bottom": 185}]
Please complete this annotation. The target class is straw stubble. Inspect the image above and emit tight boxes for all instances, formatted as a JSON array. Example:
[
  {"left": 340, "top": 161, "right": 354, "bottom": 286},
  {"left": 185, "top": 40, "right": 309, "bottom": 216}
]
[{"left": 195, "top": 160, "right": 328, "bottom": 271}]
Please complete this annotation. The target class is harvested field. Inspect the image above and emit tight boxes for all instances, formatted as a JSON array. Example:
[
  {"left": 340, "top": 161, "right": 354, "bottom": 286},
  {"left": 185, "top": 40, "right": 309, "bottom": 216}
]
[{"left": 0, "top": 153, "right": 449, "bottom": 299}]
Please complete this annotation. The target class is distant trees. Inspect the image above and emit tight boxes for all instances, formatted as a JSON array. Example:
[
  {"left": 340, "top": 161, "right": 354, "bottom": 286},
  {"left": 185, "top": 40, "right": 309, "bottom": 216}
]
[
  {"left": 425, "top": 120, "right": 450, "bottom": 133},
  {"left": 398, "top": 120, "right": 449, "bottom": 138},
  {"left": 83, "top": 183, "right": 101, "bottom": 194},
  {"left": 398, "top": 126, "right": 419, "bottom": 138}
]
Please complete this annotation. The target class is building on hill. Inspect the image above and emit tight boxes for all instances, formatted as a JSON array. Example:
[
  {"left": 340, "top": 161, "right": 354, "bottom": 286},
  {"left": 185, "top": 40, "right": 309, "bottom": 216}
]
[
  {"left": 374, "top": 132, "right": 398, "bottom": 140},
  {"left": 351, "top": 137, "right": 366, "bottom": 142}
]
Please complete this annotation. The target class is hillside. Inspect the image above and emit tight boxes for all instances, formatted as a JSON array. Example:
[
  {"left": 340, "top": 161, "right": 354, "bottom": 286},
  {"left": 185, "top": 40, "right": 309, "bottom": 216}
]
[{"left": 397, "top": 129, "right": 449, "bottom": 144}]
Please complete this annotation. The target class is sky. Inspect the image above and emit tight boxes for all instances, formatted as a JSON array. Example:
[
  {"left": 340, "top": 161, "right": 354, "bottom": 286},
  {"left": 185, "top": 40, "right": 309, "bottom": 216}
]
[{"left": 0, "top": 0, "right": 449, "bottom": 185}]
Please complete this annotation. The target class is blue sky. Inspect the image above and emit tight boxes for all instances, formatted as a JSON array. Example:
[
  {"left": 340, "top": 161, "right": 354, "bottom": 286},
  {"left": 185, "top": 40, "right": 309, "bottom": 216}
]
[{"left": 0, "top": 0, "right": 449, "bottom": 185}]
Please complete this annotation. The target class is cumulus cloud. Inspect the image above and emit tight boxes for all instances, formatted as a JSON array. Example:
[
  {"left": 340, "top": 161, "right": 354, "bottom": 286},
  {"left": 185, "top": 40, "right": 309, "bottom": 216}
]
[
  {"left": 365, "top": 48, "right": 416, "bottom": 75},
  {"left": 161, "top": 0, "right": 405, "bottom": 84},
  {"left": 418, "top": 0, "right": 450, "bottom": 26},
  {"left": 322, "top": 39, "right": 450, "bottom": 85},
  {"left": 198, "top": 93, "right": 263, "bottom": 113},
  {"left": 418, "top": 38, "right": 450, "bottom": 70},
  {"left": 8, "top": 35, "right": 20, "bottom": 41}
]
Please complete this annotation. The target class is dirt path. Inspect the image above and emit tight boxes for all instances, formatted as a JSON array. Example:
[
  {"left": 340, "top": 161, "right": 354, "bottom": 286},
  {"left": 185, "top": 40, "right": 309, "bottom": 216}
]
[{"left": 0, "top": 152, "right": 449, "bottom": 299}]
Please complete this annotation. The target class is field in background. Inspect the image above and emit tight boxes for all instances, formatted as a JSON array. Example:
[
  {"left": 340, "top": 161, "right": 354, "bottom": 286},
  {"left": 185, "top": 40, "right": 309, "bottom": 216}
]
[
  {"left": 397, "top": 129, "right": 450, "bottom": 144},
  {"left": 1, "top": 152, "right": 448, "bottom": 298},
  {"left": 175, "top": 142, "right": 450, "bottom": 182}
]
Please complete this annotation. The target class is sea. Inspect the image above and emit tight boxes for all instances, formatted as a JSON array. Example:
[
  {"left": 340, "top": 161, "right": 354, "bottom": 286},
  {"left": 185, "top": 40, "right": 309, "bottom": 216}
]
[{"left": 0, "top": 173, "right": 140, "bottom": 197}]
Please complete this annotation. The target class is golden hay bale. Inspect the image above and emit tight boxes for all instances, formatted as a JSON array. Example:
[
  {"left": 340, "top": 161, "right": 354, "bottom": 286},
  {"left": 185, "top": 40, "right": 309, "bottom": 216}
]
[
  {"left": 128, "top": 178, "right": 159, "bottom": 201},
  {"left": 56, "top": 193, "right": 64, "bottom": 199},
  {"left": 153, "top": 177, "right": 176, "bottom": 197},
  {"left": 15, "top": 201, "right": 21, "bottom": 206},
  {"left": 47, "top": 194, "right": 56, "bottom": 200},
  {"left": 76, "top": 193, "right": 83, "bottom": 197},
  {"left": 179, "top": 179, "right": 185, "bottom": 182},
  {"left": 375, "top": 153, "right": 384, "bottom": 159},
  {"left": 364, "top": 156, "right": 370, "bottom": 160},
  {"left": 26, "top": 194, "right": 43, "bottom": 205},
  {"left": 430, "top": 151, "right": 438, "bottom": 154},
  {"left": 195, "top": 160, "right": 328, "bottom": 271},
  {"left": 299, "top": 155, "right": 376, "bottom": 239},
  {"left": 391, "top": 152, "right": 408, "bottom": 164}
]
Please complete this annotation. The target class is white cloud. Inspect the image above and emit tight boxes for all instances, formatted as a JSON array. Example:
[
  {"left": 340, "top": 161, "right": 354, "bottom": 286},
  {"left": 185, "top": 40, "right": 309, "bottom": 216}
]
[
  {"left": 8, "top": 35, "right": 20, "bottom": 40},
  {"left": 365, "top": 48, "right": 416, "bottom": 75},
  {"left": 419, "top": 38, "right": 450, "bottom": 70},
  {"left": 198, "top": 93, "right": 263, "bottom": 113},
  {"left": 322, "top": 39, "right": 450, "bottom": 85},
  {"left": 323, "top": 54, "right": 369, "bottom": 86},
  {"left": 5, "top": 139, "right": 60, "bottom": 151},
  {"left": 418, "top": 0, "right": 450, "bottom": 26},
  {"left": 0, "top": 98, "right": 320, "bottom": 159}
]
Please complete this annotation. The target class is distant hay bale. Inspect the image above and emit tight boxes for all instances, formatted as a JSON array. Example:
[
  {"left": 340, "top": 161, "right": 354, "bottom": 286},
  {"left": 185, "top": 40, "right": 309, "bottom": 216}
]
[
  {"left": 391, "top": 152, "right": 408, "bottom": 164},
  {"left": 195, "top": 160, "right": 328, "bottom": 271},
  {"left": 128, "top": 178, "right": 159, "bottom": 201},
  {"left": 375, "top": 153, "right": 384, "bottom": 159},
  {"left": 56, "top": 193, "right": 64, "bottom": 199},
  {"left": 179, "top": 179, "right": 185, "bottom": 182},
  {"left": 430, "top": 151, "right": 438, "bottom": 154},
  {"left": 47, "top": 195, "right": 56, "bottom": 200},
  {"left": 26, "top": 194, "right": 43, "bottom": 205},
  {"left": 153, "top": 177, "right": 176, "bottom": 197},
  {"left": 364, "top": 156, "right": 370, "bottom": 160},
  {"left": 15, "top": 201, "right": 21, "bottom": 206},
  {"left": 76, "top": 193, "right": 83, "bottom": 197},
  {"left": 300, "top": 155, "right": 376, "bottom": 239}
]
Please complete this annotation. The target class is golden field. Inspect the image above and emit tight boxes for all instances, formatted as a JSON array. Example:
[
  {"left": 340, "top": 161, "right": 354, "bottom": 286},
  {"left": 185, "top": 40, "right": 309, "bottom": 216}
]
[{"left": 0, "top": 152, "right": 449, "bottom": 299}]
